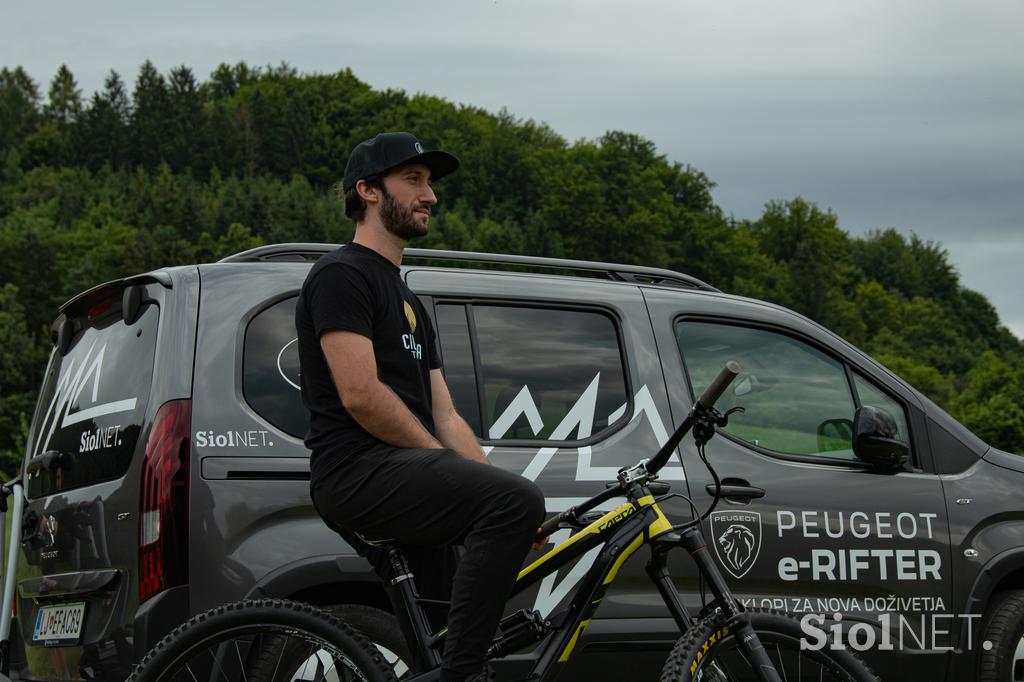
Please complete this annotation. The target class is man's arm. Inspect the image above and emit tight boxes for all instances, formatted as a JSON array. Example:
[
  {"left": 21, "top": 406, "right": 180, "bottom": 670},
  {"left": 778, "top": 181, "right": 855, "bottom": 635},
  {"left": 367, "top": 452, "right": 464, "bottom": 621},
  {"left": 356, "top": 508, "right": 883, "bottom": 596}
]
[
  {"left": 321, "top": 330, "right": 442, "bottom": 449},
  {"left": 430, "top": 369, "right": 488, "bottom": 464}
]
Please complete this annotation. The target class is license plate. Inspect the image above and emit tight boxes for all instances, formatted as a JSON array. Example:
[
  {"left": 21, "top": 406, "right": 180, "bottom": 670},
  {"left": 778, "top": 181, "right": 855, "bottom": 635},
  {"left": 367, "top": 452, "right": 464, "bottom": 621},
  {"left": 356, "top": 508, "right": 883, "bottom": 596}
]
[{"left": 33, "top": 602, "right": 86, "bottom": 646}]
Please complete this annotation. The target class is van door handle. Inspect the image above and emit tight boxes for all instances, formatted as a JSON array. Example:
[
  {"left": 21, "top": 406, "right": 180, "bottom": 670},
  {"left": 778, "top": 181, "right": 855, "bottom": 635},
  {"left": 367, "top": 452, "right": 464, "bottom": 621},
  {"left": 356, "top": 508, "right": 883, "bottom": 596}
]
[{"left": 705, "top": 484, "right": 766, "bottom": 500}]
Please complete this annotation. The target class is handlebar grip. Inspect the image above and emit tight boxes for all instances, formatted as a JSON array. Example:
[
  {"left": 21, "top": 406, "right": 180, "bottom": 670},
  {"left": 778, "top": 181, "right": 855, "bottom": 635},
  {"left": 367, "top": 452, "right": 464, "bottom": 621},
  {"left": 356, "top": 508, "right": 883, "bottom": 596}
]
[
  {"left": 537, "top": 514, "right": 564, "bottom": 540},
  {"left": 696, "top": 361, "right": 741, "bottom": 410}
]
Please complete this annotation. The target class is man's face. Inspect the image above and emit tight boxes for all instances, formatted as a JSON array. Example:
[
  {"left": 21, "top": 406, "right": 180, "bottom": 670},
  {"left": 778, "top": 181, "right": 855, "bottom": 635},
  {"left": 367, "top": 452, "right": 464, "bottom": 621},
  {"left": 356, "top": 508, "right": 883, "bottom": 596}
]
[{"left": 378, "top": 164, "right": 437, "bottom": 240}]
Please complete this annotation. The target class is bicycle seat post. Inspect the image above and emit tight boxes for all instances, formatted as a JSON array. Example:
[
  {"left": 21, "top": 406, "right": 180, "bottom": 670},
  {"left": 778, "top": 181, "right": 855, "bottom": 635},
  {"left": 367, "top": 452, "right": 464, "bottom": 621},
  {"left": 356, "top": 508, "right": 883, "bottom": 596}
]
[{"left": 385, "top": 546, "right": 442, "bottom": 670}]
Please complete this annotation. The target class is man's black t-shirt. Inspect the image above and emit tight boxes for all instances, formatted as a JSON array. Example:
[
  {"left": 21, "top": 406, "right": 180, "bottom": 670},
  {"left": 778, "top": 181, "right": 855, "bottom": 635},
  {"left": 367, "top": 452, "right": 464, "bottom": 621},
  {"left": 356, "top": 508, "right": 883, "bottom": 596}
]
[{"left": 295, "top": 243, "right": 442, "bottom": 478}]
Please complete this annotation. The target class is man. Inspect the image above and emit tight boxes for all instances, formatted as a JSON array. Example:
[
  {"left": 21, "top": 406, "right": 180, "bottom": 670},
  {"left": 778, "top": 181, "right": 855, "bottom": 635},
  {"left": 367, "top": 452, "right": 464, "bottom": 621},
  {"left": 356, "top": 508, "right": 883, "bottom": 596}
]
[{"left": 295, "top": 131, "right": 546, "bottom": 682}]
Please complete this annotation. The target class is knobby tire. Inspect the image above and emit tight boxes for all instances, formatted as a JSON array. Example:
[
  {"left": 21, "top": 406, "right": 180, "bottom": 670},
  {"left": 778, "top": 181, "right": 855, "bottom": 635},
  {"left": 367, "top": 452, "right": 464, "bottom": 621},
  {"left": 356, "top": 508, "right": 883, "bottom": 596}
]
[
  {"left": 660, "top": 607, "right": 880, "bottom": 682},
  {"left": 127, "top": 598, "right": 398, "bottom": 682}
]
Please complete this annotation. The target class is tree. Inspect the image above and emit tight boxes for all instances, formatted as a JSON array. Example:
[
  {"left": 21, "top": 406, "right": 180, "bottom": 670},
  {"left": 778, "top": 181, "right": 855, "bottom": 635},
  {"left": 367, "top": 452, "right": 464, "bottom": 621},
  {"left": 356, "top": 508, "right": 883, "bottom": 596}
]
[
  {"left": 0, "top": 283, "right": 38, "bottom": 475},
  {"left": 130, "top": 60, "right": 170, "bottom": 167},
  {"left": 750, "top": 198, "right": 854, "bottom": 328},
  {"left": 953, "top": 352, "right": 1024, "bottom": 453},
  {"left": 44, "top": 64, "right": 81, "bottom": 126},
  {"left": 205, "top": 62, "right": 261, "bottom": 101},
  {"left": 167, "top": 65, "right": 207, "bottom": 173},
  {"left": 79, "top": 70, "right": 131, "bottom": 170},
  {"left": 0, "top": 66, "right": 41, "bottom": 153},
  {"left": 42, "top": 64, "right": 82, "bottom": 166}
]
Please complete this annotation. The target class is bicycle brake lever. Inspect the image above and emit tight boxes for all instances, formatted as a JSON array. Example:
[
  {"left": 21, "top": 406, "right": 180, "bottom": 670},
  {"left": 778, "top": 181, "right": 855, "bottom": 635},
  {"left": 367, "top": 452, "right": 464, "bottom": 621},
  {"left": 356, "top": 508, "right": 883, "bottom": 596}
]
[{"left": 715, "top": 406, "right": 745, "bottom": 427}]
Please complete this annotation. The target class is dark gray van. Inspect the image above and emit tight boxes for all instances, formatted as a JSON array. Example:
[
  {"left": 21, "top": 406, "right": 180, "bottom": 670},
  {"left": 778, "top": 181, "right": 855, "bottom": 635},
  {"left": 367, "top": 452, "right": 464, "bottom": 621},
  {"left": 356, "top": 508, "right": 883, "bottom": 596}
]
[{"left": 12, "top": 244, "right": 1024, "bottom": 681}]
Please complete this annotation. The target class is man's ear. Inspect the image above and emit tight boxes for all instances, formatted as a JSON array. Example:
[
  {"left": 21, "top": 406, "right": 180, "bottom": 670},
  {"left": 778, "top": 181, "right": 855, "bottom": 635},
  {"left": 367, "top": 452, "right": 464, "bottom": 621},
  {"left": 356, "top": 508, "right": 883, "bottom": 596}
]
[{"left": 355, "top": 179, "right": 380, "bottom": 206}]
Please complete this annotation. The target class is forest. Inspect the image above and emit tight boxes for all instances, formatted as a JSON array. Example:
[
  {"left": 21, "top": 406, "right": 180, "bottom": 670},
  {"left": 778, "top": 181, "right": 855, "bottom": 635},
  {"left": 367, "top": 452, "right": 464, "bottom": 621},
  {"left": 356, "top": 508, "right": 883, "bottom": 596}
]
[{"left": 1, "top": 60, "right": 1022, "bottom": 475}]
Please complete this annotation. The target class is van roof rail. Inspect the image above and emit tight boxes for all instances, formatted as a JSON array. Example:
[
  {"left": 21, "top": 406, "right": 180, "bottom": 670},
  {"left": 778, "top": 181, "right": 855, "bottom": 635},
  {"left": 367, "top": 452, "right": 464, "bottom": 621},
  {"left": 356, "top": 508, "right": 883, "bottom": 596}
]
[{"left": 219, "top": 243, "right": 718, "bottom": 291}]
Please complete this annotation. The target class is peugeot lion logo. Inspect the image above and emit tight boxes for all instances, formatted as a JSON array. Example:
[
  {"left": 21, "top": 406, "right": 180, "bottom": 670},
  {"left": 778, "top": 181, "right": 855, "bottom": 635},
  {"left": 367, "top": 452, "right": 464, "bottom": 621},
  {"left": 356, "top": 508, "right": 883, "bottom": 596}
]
[
  {"left": 709, "top": 511, "right": 762, "bottom": 579},
  {"left": 43, "top": 514, "right": 58, "bottom": 547}
]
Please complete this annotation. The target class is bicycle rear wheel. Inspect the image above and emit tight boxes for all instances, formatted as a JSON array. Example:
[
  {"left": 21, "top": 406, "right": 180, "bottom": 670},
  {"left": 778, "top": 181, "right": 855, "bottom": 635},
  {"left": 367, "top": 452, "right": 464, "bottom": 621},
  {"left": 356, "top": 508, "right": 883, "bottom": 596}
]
[
  {"left": 660, "top": 608, "right": 879, "bottom": 682},
  {"left": 128, "top": 598, "right": 399, "bottom": 682}
]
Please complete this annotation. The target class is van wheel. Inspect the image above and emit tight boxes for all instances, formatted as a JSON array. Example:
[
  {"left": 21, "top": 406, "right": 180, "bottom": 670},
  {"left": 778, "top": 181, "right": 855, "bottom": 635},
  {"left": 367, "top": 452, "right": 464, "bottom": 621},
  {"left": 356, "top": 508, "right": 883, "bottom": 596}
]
[
  {"left": 329, "top": 604, "right": 413, "bottom": 679},
  {"left": 979, "top": 590, "right": 1024, "bottom": 681}
]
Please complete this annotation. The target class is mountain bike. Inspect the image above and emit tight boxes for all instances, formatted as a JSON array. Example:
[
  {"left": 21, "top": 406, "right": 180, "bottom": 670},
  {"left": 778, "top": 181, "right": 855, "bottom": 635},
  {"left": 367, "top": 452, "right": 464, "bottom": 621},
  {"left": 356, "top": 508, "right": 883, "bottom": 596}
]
[{"left": 128, "top": 362, "right": 879, "bottom": 681}]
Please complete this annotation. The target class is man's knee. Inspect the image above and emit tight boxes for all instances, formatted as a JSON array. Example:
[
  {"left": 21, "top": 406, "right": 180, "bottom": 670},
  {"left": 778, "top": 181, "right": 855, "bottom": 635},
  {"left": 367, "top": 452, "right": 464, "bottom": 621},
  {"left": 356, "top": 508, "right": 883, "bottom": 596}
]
[{"left": 501, "top": 476, "right": 546, "bottom": 528}]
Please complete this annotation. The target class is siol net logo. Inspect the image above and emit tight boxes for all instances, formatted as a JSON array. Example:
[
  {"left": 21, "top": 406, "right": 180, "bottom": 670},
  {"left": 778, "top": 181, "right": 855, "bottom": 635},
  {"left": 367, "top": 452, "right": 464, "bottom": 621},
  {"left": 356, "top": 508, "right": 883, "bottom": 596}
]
[{"left": 710, "top": 510, "right": 762, "bottom": 579}]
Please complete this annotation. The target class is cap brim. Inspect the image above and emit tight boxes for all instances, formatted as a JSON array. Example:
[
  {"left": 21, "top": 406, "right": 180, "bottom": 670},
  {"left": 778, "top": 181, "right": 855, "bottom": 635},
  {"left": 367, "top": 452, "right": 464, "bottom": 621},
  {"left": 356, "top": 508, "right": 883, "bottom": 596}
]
[{"left": 396, "top": 150, "right": 460, "bottom": 183}]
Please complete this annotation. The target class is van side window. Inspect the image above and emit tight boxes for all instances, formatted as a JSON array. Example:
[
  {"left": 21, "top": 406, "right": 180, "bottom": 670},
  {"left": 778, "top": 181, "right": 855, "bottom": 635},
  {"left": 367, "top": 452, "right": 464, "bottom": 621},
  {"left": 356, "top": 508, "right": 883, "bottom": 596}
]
[
  {"left": 243, "top": 297, "right": 308, "bottom": 439},
  {"left": 676, "top": 321, "right": 860, "bottom": 460},
  {"left": 469, "top": 305, "right": 629, "bottom": 442},
  {"left": 434, "top": 304, "right": 483, "bottom": 435}
]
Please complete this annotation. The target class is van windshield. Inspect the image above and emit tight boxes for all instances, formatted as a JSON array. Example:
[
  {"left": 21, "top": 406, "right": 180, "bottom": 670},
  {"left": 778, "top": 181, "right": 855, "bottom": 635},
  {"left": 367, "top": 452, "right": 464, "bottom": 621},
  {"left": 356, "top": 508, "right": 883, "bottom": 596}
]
[{"left": 26, "top": 303, "right": 159, "bottom": 497}]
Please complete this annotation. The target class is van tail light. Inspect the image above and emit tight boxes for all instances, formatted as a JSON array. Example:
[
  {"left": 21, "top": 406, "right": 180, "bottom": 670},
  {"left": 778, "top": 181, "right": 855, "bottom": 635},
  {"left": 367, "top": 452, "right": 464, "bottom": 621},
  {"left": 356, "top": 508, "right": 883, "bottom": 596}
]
[{"left": 139, "top": 399, "right": 191, "bottom": 603}]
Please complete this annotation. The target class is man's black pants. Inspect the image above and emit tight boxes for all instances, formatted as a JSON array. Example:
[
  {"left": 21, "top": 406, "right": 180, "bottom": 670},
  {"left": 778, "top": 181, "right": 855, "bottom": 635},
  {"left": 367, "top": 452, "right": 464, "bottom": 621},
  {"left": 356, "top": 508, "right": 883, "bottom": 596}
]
[{"left": 311, "top": 445, "right": 546, "bottom": 681}]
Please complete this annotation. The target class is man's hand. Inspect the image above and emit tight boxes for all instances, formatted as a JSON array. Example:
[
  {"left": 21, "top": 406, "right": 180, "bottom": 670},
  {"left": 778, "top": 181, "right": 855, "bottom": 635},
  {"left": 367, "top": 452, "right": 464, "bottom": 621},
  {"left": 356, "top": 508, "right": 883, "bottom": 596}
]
[
  {"left": 532, "top": 529, "right": 549, "bottom": 551},
  {"left": 431, "top": 369, "right": 488, "bottom": 463}
]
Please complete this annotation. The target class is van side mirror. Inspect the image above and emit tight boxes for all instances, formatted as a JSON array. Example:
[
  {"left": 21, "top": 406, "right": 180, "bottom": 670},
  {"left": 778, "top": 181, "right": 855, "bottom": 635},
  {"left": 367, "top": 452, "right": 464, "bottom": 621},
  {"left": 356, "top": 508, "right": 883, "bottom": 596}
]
[{"left": 853, "top": 405, "right": 909, "bottom": 469}]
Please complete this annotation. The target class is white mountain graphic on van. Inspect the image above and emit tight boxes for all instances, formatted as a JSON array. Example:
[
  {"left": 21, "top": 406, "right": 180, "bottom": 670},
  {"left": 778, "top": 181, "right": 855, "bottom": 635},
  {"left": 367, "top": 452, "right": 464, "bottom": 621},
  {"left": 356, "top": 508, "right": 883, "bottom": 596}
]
[{"left": 35, "top": 341, "right": 137, "bottom": 456}]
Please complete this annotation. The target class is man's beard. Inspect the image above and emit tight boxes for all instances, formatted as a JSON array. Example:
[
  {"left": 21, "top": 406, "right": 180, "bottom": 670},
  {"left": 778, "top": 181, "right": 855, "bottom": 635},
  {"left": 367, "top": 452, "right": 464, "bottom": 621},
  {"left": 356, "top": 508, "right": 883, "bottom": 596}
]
[{"left": 380, "top": 188, "right": 427, "bottom": 240}]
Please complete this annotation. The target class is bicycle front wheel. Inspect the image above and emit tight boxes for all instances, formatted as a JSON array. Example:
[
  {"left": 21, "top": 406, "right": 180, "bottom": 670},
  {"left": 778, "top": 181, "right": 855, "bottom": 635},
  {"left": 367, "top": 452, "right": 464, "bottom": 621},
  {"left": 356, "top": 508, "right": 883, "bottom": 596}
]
[
  {"left": 660, "top": 608, "right": 879, "bottom": 682},
  {"left": 128, "top": 598, "right": 399, "bottom": 682}
]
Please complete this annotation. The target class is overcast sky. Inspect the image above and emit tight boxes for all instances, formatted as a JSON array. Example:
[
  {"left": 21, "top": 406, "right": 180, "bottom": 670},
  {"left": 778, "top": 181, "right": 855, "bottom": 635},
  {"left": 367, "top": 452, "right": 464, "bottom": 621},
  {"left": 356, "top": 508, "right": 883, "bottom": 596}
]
[{"left": 4, "top": 0, "right": 1022, "bottom": 336}]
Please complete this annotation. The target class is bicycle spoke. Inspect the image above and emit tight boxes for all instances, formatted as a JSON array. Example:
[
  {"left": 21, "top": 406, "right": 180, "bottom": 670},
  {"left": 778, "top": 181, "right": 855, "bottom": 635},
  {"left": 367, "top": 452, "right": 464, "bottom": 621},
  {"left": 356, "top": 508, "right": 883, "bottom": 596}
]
[
  {"left": 211, "top": 644, "right": 232, "bottom": 681},
  {"left": 270, "top": 635, "right": 285, "bottom": 682},
  {"left": 182, "top": 661, "right": 200, "bottom": 682},
  {"left": 711, "top": 652, "right": 743, "bottom": 682},
  {"left": 234, "top": 639, "right": 249, "bottom": 682},
  {"left": 775, "top": 642, "right": 788, "bottom": 682}
]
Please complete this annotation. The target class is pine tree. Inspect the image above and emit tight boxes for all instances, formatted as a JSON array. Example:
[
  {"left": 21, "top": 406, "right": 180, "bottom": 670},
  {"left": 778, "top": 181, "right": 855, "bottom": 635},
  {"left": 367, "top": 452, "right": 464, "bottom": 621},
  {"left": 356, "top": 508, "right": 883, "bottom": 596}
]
[
  {"left": 0, "top": 66, "right": 41, "bottom": 153},
  {"left": 44, "top": 64, "right": 81, "bottom": 126},
  {"left": 167, "top": 65, "right": 206, "bottom": 173},
  {"left": 41, "top": 65, "right": 82, "bottom": 165},
  {"left": 130, "top": 60, "right": 170, "bottom": 167},
  {"left": 80, "top": 70, "right": 131, "bottom": 169}
]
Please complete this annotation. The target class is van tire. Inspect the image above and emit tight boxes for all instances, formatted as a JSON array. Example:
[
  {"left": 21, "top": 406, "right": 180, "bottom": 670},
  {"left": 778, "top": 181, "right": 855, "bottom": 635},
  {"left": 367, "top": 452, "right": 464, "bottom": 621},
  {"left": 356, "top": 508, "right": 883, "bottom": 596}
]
[{"left": 978, "top": 589, "right": 1024, "bottom": 681}]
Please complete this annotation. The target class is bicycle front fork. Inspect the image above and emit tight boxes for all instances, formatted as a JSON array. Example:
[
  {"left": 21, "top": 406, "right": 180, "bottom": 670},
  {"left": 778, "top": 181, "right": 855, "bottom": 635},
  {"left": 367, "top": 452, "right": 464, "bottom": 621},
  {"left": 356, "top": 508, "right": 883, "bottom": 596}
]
[{"left": 649, "top": 526, "right": 784, "bottom": 682}]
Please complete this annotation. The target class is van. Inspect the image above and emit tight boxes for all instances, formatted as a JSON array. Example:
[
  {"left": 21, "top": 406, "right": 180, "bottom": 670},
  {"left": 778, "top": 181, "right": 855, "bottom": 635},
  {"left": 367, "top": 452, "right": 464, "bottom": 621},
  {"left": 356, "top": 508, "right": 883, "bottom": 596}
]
[{"left": 14, "top": 244, "right": 1024, "bottom": 681}]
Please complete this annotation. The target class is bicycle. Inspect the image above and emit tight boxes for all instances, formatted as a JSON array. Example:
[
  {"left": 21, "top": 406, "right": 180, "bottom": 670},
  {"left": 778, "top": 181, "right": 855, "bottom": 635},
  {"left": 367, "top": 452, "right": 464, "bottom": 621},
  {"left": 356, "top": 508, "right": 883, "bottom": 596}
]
[{"left": 128, "top": 362, "right": 879, "bottom": 682}]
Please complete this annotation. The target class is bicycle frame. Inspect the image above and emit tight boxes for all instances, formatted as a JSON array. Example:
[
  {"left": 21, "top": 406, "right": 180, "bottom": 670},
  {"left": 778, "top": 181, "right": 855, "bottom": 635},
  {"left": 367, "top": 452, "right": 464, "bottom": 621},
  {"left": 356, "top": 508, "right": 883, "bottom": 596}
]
[{"left": 399, "top": 483, "right": 700, "bottom": 682}]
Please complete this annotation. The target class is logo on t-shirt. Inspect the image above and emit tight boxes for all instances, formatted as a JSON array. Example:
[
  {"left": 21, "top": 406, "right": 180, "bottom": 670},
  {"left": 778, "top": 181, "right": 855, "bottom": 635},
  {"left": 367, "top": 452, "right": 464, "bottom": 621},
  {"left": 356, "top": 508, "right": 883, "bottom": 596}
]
[
  {"left": 403, "top": 301, "right": 418, "bottom": 332},
  {"left": 401, "top": 301, "right": 423, "bottom": 360}
]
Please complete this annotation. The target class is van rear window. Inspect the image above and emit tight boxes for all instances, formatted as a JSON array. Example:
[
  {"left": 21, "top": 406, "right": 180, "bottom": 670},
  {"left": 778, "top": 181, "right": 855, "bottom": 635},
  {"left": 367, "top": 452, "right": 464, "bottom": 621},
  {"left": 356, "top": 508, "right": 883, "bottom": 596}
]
[{"left": 26, "top": 303, "right": 159, "bottom": 497}]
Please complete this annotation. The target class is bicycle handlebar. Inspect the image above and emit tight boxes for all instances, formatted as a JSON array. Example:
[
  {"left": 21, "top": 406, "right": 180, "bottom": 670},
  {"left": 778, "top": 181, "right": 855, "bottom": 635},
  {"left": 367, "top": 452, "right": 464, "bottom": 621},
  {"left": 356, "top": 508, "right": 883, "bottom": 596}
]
[
  {"left": 696, "top": 360, "right": 741, "bottom": 411},
  {"left": 535, "top": 362, "right": 740, "bottom": 543},
  {"left": 646, "top": 362, "right": 740, "bottom": 475}
]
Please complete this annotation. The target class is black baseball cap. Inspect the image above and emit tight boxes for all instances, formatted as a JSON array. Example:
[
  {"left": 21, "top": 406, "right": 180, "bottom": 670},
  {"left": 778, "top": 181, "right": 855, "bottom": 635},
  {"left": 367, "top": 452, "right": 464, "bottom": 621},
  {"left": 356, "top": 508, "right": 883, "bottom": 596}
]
[{"left": 342, "top": 132, "right": 460, "bottom": 192}]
